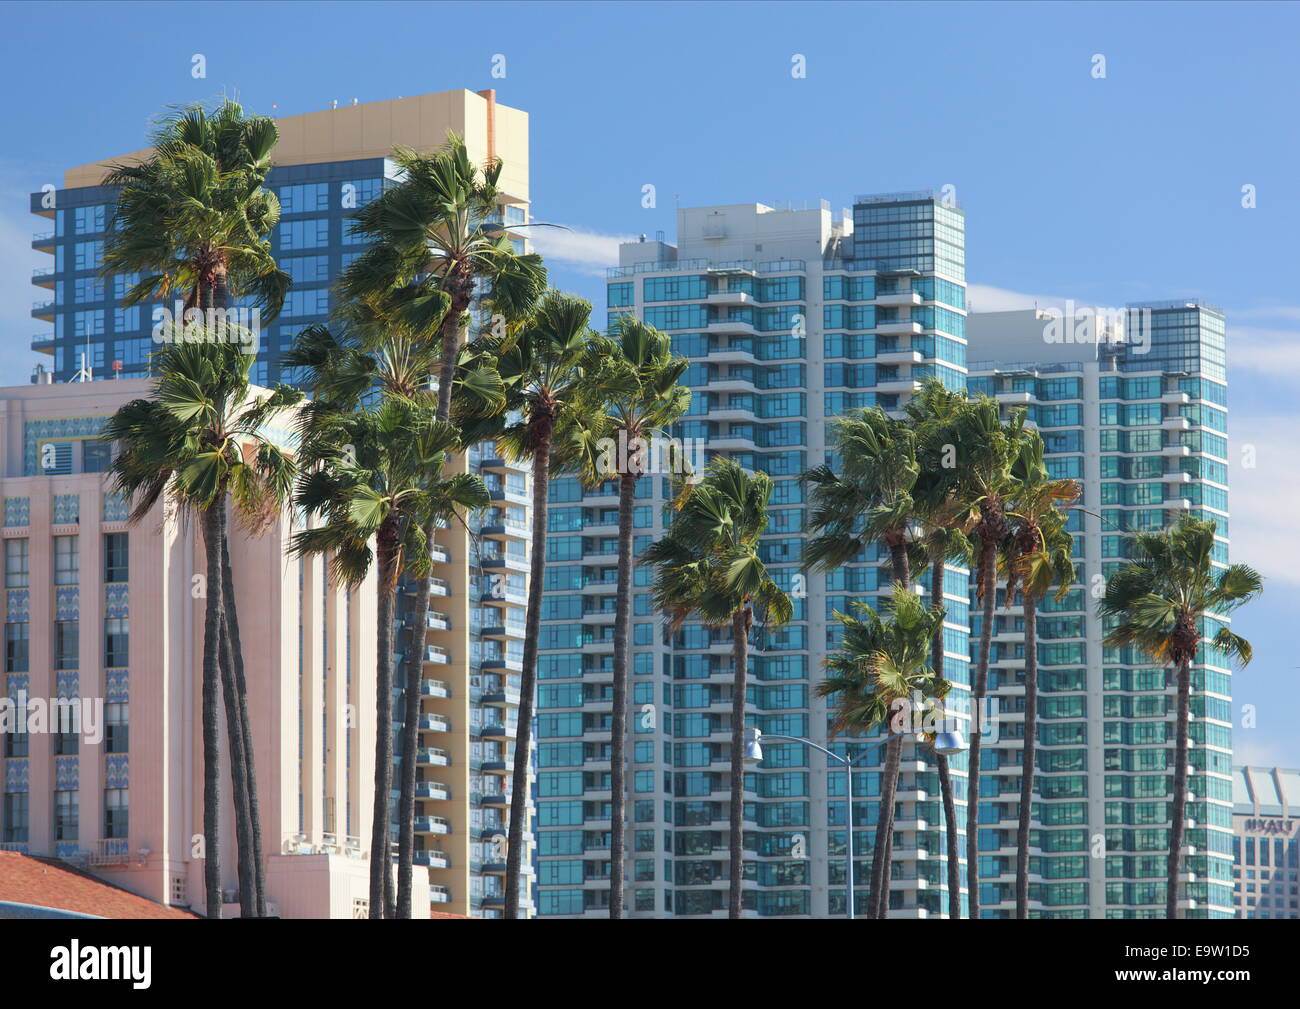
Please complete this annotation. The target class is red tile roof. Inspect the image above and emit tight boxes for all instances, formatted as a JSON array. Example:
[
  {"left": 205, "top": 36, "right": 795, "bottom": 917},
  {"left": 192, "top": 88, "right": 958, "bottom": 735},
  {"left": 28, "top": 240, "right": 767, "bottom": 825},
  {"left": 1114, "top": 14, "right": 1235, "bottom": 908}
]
[{"left": 0, "top": 852, "right": 196, "bottom": 919}]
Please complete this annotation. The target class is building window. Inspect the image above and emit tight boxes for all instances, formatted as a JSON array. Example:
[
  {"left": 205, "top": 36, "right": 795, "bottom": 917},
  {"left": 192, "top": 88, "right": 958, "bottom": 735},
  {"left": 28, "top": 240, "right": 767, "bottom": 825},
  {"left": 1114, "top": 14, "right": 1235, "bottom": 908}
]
[
  {"left": 53, "top": 535, "right": 79, "bottom": 585},
  {"left": 104, "top": 788, "right": 128, "bottom": 840},
  {"left": 4, "top": 539, "right": 28, "bottom": 587},
  {"left": 54, "top": 790, "right": 78, "bottom": 842},
  {"left": 54, "top": 620, "right": 78, "bottom": 671},
  {"left": 2, "top": 792, "right": 29, "bottom": 843},
  {"left": 105, "top": 701, "right": 129, "bottom": 754},
  {"left": 83, "top": 441, "right": 112, "bottom": 474},
  {"left": 5, "top": 622, "right": 28, "bottom": 673},
  {"left": 104, "top": 618, "right": 129, "bottom": 667},
  {"left": 104, "top": 533, "right": 128, "bottom": 583}
]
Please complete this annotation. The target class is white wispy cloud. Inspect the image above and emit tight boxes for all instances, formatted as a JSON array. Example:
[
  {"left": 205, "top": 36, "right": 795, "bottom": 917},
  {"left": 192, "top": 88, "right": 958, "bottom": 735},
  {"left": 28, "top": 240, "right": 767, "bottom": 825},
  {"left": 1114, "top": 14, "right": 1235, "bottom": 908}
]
[
  {"left": 527, "top": 227, "right": 634, "bottom": 277},
  {"left": 1229, "top": 415, "right": 1300, "bottom": 588},
  {"left": 966, "top": 283, "right": 1071, "bottom": 314}
]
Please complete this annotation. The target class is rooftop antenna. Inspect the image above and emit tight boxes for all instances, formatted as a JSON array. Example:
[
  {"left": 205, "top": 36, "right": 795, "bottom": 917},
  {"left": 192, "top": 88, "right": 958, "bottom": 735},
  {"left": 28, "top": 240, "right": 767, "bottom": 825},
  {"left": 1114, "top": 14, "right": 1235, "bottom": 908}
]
[
  {"left": 351, "top": 98, "right": 358, "bottom": 106},
  {"left": 330, "top": 99, "right": 338, "bottom": 109},
  {"left": 73, "top": 351, "right": 93, "bottom": 383}
]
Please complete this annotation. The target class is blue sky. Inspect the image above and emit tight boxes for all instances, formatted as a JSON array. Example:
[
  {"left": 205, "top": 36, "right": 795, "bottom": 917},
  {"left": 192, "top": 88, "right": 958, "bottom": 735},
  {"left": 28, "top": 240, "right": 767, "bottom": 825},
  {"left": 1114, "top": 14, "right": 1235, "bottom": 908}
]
[{"left": 2, "top": 1, "right": 1298, "bottom": 764}]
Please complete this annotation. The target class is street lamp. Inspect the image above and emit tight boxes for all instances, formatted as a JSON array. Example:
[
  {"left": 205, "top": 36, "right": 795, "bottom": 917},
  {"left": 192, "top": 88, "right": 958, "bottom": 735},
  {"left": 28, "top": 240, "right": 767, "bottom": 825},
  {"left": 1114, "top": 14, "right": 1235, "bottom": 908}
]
[{"left": 746, "top": 723, "right": 968, "bottom": 919}]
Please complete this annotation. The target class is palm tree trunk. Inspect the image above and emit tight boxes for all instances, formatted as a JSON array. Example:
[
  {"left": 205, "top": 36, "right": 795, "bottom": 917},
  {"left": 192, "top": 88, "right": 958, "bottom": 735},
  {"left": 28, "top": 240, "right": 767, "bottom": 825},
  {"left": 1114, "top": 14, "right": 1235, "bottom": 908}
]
[
  {"left": 1015, "top": 592, "right": 1038, "bottom": 918},
  {"left": 872, "top": 735, "right": 902, "bottom": 918},
  {"left": 436, "top": 283, "right": 470, "bottom": 420},
  {"left": 873, "top": 532, "right": 911, "bottom": 918},
  {"left": 396, "top": 285, "right": 471, "bottom": 917},
  {"left": 395, "top": 577, "right": 427, "bottom": 919},
  {"left": 222, "top": 532, "right": 267, "bottom": 917},
  {"left": 931, "top": 556, "right": 962, "bottom": 920},
  {"left": 505, "top": 413, "right": 554, "bottom": 918},
  {"left": 370, "top": 535, "right": 398, "bottom": 919},
  {"left": 728, "top": 607, "right": 751, "bottom": 918},
  {"left": 217, "top": 579, "right": 256, "bottom": 918},
  {"left": 1167, "top": 658, "right": 1191, "bottom": 919},
  {"left": 966, "top": 536, "right": 997, "bottom": 919},
  {"left": 199, "top": 503, "right": 226, "bottom": 918},
  {"left": 609, "top": 471, "right": 637, "bottom": 918}
]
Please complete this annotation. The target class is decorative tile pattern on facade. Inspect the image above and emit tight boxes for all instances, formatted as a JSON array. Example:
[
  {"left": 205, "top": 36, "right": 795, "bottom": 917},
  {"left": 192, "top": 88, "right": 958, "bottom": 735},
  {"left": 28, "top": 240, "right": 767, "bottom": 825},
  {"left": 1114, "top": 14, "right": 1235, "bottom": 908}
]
[
  {"left": 4, "top": 759, "right": 28, "bottom": 794},
  {"left": 6, "top": 674, "right": 29, "bottom": 702},
  {"left": 53, "top": 493, "right": 80, "bottom": 525},
  {"left": 55, "top": 757, "right": 78, "bottom": 791},
  {"left": 55, "top": 586, "right": 79, "bottom": 621},
  {"left": 6, "top": 590, "right": 29, "bottom": 624},
  {"left": 23, "top": 417, "right": 104, "bottom": 475},
  {"left": 55, "top": 671, "right": 79, "bottom": 700},
  {"left": 3, "top": 497, "right": 29, "bottom": 527},
  {"left": 105, "top": 754, "right": 129, "bottom": 789},
  {"left": 54, "top": 841, "right": 80, "bottom": 859},
  {"left": 105, "top": 584, "right": 129, "bottom": 620},
  {"left": 105, "top": 669, "right": 129, "bottom": 704},
  {"left": 102, "top": 492, "right": 130, "bottom": 523}
]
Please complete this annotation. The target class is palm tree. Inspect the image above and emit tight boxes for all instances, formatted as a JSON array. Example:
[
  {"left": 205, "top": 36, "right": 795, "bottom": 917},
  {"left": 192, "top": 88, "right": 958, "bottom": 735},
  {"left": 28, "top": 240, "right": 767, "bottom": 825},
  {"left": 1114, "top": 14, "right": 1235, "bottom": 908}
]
[
  {"left": 803, "top": 406, "right": 920, "bottom": 918},
  {"left": 1098, "top": 517, "right": 1260, "bottom": 918},
  {"left": 940, "top": 396, "right": 1027, "bottom": 918},
  {"left": 467, "top": 291, "right": 597, "bottom": 918},
  {"left": 906, "top": 378, "right": 976, "bottom": 919},
  {"left": 339, "top": 137, "right": 544, "bottom": 915},
  {"left": 103, "top": 98, "right": 289, "bottom": 917},
  {"left": 102, "top": 99, "right": 289, "bottom": 320},
  {"left": 571, "top": 316, "right": 689, "bottom": 918},
  {"left": 645, "top": 458, "right": 793, "bottom": 918},
  {"left": 292, "top": 395, "right": 488, "bottom": 918},
  {"left": 104, "top": 341, "right": 299, "bottom": 919},
  {"left": 819, "top": 584, "right": 949, "bottom": 917},
  {"left": 1001, "top": 431, "right": 1078, "bottom": 918}
]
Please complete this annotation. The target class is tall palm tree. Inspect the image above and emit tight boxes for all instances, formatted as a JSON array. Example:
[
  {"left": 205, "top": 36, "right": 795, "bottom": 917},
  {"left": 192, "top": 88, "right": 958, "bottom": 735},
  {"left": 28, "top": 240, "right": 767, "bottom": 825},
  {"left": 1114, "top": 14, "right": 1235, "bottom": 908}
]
[
  {"left": 803, "top": 406, "right": 920, "bottom": 918},
  {"left": 1098, "top": 517, "right": 1260, "bottom": 918},
  {"left": 941, "top": 396, "right": 1026, "bottom": 918},
  {"left": 1001, "top": 431, "right": 1078, "bottom": 918},
  {"left": 571, "top": 316, "right": 690, "bottom": 918},
  {"left": 819, "top": 584, "right": 949, "bottom": 917},
  {"left": 292, "top": 395, "right": 488, "bottom": 918},
  {"left": 103, "top": 98, "right": 289, "bottom": 917},
  {"left": 102, "top": 99, "right": 289, "bottom": 321},
  {"left": 645, "top": 458, "right": 793, "bottom": 918},
  {"left": 906, "top": 378, "right": 976, "bottom": 919},
  {"left": 104, "top": 341, "right": 299, "bottom": 919},
  {"left": 468, "top": 291, "right": 597, "bottom": 918},
  {"left": 339, "top": 137, "right": 545, "bottom": 916}
]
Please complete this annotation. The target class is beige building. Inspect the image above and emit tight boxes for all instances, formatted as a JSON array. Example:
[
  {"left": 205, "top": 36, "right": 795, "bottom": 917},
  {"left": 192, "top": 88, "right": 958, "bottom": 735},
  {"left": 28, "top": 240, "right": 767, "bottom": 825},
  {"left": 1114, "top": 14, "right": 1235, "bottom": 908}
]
[
  {"left": 0, "top": 378, "right": 436, "bottom": 918},
  {"left": 25, "top": 88, "right": 536, "bottom": 916}
]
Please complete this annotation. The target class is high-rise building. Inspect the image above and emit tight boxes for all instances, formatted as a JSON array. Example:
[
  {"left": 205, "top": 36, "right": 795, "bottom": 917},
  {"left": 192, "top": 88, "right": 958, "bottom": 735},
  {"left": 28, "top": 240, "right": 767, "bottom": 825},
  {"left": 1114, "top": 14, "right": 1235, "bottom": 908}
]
[
  {"left": 25, "top": 89, "right": 536, "bottom": 917},
  {"left": 0, "top": 378, "right": 419, "bottom": 918},
  {"left": 535, "top": 194, "right": 973, "bottom": 917},
  {"left": 967, "top": 302, "right": 1233, "bottom": 917},
  {"left": 1231, "top": 765, "right": 1300, "bottom": 919}
]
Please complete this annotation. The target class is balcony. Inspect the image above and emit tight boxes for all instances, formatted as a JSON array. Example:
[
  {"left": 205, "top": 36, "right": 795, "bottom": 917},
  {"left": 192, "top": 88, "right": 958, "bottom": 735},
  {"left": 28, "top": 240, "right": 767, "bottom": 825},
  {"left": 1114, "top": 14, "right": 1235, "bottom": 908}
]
[
  {"left": 875, "top": 349, "right": 924, "bottom": 365},
  {"left": 86, "top": 838, "right": 130, "bottom": 867},
  {"left": 420, "top": 678, "right": 451, "bottom": 698},
  {"left": 875, "top": 320, "right": 922, "bottom": 336},
  {"left": 706, "top": 345, "right": 757, "bottom": 365},
  {"left": 415, "top": 747, "right": 450, "bottom": 767},
  {"left": 415, "top": 781, "right": 450, "bottom": 801},
  {"left": 32, "top": 267, "right": 55, "bottom": 288},
  {"left": 32, "top": 300, "right": 54, "bottom": 320},
  {"left": 488, "top": 485, "right": 530, "bottom": 507},
  {"left": 995, "top": 391, "right": 1034, "bottom": 405},
  {"left": 480, "top": 554, "right": 530, "bottom": 575},
  {"left": 875, "top": 290, "right": 923, "bottom": 307},
  {"left": 429, "top": 544, "right": 451, "bottom": 565},
  {"left": 423, "top": 645, "right": 451, "bottom": 665},
  {"left": 706, "top": 318, "right": 758, "bottom": 337},
  {"left": 1161, "top": 416, "right": 1191, "bottom": 431},
  {"left": 422, "top": 610, "right": 451, "bottom": 631},
  {"left": 32, "top": 230, "right": 54, "bottom": 249},
  {"left": 414, "top": 850, "right": 450, "bottom": 869},
  {"left": 414, "top": 816, "right": 450, "bottom": 835},
  {"left": 1161, "top": 391, "right": 1191, "bottom": 405},
  {"left": 1160, "top": 444, "right": 1191, "bottom": 457},
  {"left": 427, "top": 577, "right": 450, "bottom": 597},
  {"left": 1161, "top": 471, "right": 1192, "bottom": 484},
  {"left": 478, "top": 517, "right": 529, "bottom": 539},
  {"left": 418, "top": 713, "right": 451, "bottom": 733},
  {"left": 707, "top": 290, "right": 755, "bottom": 306}
]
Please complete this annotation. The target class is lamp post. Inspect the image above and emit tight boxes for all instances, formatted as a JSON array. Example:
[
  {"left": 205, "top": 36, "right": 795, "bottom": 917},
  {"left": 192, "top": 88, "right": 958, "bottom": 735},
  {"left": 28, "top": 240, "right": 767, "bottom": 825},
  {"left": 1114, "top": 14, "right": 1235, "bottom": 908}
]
[{"left": 745, "top": 725, "right": 967, "bottom": 920}]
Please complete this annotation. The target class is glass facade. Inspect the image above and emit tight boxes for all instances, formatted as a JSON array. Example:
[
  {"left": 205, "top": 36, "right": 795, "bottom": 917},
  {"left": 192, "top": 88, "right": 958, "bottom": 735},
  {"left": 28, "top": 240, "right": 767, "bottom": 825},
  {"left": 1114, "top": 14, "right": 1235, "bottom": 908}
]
[{"left": 537, "top": 194, "right": 972, "bottom": 917}]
